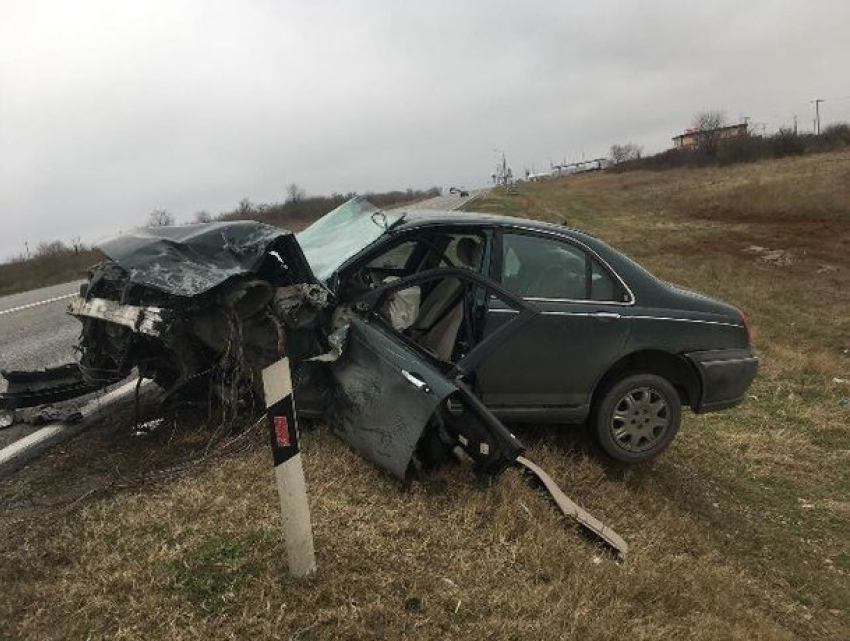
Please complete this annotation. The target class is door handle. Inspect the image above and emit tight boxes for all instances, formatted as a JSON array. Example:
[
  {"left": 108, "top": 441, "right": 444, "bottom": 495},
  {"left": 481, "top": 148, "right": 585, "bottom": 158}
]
[
  {"left": 590, "top": 311, "right": 621, "bottom": 321},
  {"left": 401, "top": 370, "right": 431, "bottom": 393}
]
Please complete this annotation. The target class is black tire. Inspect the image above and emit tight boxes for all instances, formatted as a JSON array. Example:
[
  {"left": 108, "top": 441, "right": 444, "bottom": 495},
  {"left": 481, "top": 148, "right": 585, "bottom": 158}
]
[{"left": 591, "top": 373, "right": 681, "bottom": 463}]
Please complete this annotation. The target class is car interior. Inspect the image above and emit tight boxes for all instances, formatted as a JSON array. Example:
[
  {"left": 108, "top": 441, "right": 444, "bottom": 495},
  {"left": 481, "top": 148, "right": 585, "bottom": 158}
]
[
  {"left": 342, "top": 230, "right": 488, "bottom": 363},
  {"left": 342, "top": 228, "right": 626, "bottom": 367}
]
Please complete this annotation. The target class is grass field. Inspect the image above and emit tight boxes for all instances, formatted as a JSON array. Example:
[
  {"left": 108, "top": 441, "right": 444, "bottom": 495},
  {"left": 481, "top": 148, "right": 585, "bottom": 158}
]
[{"left": 1, "top": 152, "right": 848, "bottom": 639}]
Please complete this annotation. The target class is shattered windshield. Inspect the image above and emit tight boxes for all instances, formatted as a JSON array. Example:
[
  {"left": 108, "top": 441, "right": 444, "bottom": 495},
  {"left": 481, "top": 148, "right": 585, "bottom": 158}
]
[{"left": 297, "top": 197, "right": 402, "bottom": 283}]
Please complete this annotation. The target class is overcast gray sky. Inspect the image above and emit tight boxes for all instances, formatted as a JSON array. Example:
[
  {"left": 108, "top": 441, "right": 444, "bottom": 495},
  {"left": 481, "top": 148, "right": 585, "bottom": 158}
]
[{"left": 2, "top": 0, "right": 849, "bottom": 260}]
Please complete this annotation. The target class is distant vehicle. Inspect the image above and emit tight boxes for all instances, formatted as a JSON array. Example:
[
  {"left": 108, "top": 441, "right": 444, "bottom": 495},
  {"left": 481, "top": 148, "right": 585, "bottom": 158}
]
[
  {"left": 3, "top": 199, "right": 758, "bottom": 474},
  {"left": 448, "top": 187, "right": 469, "bottom": 197}
]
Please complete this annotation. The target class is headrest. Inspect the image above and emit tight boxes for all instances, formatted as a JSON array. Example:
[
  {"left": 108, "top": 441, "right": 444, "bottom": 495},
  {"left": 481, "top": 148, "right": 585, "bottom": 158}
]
[{"left": 456, "top": 237, "right": 482, "bottom": 269}]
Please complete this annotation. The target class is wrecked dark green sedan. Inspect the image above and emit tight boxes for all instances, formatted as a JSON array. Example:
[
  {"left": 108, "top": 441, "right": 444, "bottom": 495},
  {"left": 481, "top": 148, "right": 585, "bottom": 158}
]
[
  {"left": 295, "top": 198, "right": 759, "bottom": 465},
  {"left": 2, "top": 197, "right": 758, "bottom": 475}
]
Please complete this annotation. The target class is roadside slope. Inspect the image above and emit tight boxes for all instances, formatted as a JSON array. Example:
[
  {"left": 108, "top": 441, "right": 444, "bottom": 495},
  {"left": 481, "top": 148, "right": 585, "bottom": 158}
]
[{"left": 2, "top": 154, "right": 848, "bottom": 639}]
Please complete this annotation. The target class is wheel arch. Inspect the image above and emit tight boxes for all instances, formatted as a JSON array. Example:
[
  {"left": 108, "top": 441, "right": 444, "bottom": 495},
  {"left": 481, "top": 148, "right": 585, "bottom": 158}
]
[{"left": 591, "top": 349, "right": 701, "bottom": 410}]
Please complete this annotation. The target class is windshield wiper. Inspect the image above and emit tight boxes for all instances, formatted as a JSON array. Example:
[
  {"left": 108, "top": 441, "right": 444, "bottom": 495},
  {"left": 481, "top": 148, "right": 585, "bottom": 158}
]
[{"left": 384, "top": 213, "right": 406, "bottom": 234}]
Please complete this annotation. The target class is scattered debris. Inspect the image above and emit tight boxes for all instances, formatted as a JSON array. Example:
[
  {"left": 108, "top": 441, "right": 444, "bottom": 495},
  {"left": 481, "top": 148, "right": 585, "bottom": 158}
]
[
  {"left": 0, "top": 364, "right": 102, "bottom": 411},
  {"left": 515, "top": 456, "right": 628, "bottom": 558},
  {"left": 744, "top": 245, "right": 793, "bottom": 266},
  {"left": 28, "top": 406, "right": 83, "bottom": 426},
  {"left": 132, "top": 417, "right": 166, "bottom": 437}
]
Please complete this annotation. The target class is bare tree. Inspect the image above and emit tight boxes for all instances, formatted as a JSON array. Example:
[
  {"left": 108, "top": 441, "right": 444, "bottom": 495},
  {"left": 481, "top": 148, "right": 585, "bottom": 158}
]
[
  {"left": 286, "top": 183, "right": 306, "bottom": 204},
  {"left": 193, "top": 210, "right": 212, "bottom": 223},
  {"left": 285, "top": 183, "right": 307, "bottom": 217},
  {"left": 146, "top": 208, "right": 175, "bottom": 227},
  {"left": 693, "top": 110, "right": 727, "bottom": 156},
  {"left": 235, "top": 198, "right": 254, "bottom": 217},
  {"left": 35, "top": 240, "right": 68, "bottom": 257},
  {"left": 609, "top": 143, "right": 643, "bottom": 164}
]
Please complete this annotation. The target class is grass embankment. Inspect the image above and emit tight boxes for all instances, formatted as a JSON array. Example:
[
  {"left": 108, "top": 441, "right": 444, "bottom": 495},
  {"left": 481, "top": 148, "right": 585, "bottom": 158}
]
[
  {"left": 2, "top": 152, "right": 848, "bottom": 639},
  {"left": 0, "top": 250, "right": 102, "bottom": 298}
]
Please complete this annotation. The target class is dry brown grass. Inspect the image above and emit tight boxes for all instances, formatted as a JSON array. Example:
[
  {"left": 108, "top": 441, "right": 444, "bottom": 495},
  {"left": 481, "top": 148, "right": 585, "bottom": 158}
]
[
  {"left": 0, "top": 423, "right": 799, "bottom": 640},
  {"left": 0, "top": 249, "right": 102, "bottom": 297},
  {"left": 2, "top": 152, "right": 849, "bottom": 640}
]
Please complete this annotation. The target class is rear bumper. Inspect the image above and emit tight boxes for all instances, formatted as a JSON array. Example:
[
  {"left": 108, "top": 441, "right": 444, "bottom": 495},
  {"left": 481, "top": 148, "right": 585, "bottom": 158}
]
[{"left": 685, "top": 348, "right": 759, "bottom": 413}]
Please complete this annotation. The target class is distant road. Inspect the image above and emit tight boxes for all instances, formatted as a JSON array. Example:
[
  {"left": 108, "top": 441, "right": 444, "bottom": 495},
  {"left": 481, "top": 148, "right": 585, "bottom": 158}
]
[{"left": 399, "top": 188, "right": 487, "bottom": 212}]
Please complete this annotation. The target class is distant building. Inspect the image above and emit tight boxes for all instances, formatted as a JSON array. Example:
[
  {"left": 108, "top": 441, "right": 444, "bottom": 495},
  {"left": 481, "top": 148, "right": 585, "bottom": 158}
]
[{"left": 672, "top": 122, "right": 748, "bottom": 149}]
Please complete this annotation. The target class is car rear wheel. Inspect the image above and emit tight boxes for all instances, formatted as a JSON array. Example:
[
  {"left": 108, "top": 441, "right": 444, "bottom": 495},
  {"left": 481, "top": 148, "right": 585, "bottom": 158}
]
[{"left": 592, "top": 373, "right": 681, "bottom": 463}]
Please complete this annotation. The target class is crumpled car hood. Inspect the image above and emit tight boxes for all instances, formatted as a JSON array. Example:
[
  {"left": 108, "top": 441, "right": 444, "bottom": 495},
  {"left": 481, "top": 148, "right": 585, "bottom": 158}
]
[{"left": 97, "top": 221, "right": 315, "bottom": 297}]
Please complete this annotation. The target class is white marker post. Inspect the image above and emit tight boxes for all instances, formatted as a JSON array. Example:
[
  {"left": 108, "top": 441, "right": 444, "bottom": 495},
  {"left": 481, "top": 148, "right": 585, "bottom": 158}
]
[{"left": 261, "top": 357, "right": 316, "bottom": 578}]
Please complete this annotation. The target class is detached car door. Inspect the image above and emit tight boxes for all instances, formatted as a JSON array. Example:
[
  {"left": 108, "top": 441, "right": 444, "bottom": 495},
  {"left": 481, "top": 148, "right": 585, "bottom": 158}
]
[
  {"left": 476, "top": 231, "right": 632, "bottom": 414},
  {"left": 326, "top": 269, "right": 538, "bottom": 480}
]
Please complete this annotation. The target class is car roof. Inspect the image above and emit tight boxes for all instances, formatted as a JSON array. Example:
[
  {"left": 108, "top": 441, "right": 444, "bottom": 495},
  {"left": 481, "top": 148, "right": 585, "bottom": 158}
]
[
  {"left": 386, "top": 207, "right": 661, "bottom": 296},
  {"left": 389, "top": 208, "right": 598, "bottom": 243}
]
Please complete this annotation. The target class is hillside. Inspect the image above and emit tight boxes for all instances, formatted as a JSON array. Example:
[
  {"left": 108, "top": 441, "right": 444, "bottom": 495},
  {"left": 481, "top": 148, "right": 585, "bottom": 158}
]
[{"left": 2, "top": 152, "right": 848, "bottom": 640}]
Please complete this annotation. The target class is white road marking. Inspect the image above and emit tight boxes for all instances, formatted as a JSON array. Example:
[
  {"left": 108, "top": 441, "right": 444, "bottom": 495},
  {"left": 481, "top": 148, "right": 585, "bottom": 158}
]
[{"left": 0, "top": 292, "right": 77, "bottom": 316}]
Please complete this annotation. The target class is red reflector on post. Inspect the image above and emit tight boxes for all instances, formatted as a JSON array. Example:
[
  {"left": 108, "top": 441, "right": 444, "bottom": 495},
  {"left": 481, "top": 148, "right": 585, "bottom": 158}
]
[{"left": 274, "top": 415, "right": 291, "bottom": 447}]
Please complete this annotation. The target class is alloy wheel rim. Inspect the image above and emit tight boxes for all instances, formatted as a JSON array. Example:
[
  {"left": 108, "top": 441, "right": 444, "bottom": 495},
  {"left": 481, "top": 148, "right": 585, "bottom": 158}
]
[{"left": 609, "top": 386, "right": 670, "bottom": 453}]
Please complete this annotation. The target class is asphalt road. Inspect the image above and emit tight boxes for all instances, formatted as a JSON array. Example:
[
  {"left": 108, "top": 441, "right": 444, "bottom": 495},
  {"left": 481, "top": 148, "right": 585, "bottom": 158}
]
[
  {"left": 0, "top": 281, "right": 85, "bottom": 446},
  {"left": 0, "top": 280, "right": 84, "bottom": 389},
  {"left": 399, "top": 189, "right": 485, "bottom": 211}
]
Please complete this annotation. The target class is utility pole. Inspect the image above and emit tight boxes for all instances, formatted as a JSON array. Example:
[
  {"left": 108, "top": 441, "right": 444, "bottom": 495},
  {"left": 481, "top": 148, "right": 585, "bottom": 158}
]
[
  {"left": 792, "top": 114, "right": 798, "bottom": 135},
  {"left": 813, "top": 98, "right": 824, "bottom": 135}
]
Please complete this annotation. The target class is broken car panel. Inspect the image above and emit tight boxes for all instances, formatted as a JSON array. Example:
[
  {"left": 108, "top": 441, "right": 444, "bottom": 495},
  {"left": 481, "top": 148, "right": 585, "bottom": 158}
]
[
  {"left": 70, "top": 219, "right": 326, "bottom": 402},
  {"left": 328, "top": 267, "right": 537, "bottom": 479},
  {"left": 96, "top": 219, "right": 314, "bottom": 297}
]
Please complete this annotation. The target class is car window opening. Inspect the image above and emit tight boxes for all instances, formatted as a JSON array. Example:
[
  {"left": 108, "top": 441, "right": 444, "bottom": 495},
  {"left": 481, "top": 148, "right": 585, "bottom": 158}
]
[{"left": 371, "top": 236, "right": 484, "bottom": 362}]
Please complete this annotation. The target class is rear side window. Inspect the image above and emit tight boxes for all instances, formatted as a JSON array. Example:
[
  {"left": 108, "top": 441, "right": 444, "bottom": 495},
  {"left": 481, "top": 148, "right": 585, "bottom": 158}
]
[
  {"left": 590, "top": 258, "right": 617, "bottom": 301},
  {"left": 501, "top": 233, "right": 623, "bottom": 302}
]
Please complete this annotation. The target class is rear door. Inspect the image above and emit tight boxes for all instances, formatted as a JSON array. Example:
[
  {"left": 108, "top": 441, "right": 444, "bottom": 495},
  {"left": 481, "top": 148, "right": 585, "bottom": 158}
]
[{"left": 477, "top": 231, "right": 631, "bottom": 410}]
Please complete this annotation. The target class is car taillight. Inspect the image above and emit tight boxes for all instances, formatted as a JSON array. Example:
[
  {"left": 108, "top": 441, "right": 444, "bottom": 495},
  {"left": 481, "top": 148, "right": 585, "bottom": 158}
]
[{"left": 737, "top": 308, "right": 754, "bottom": 342}]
